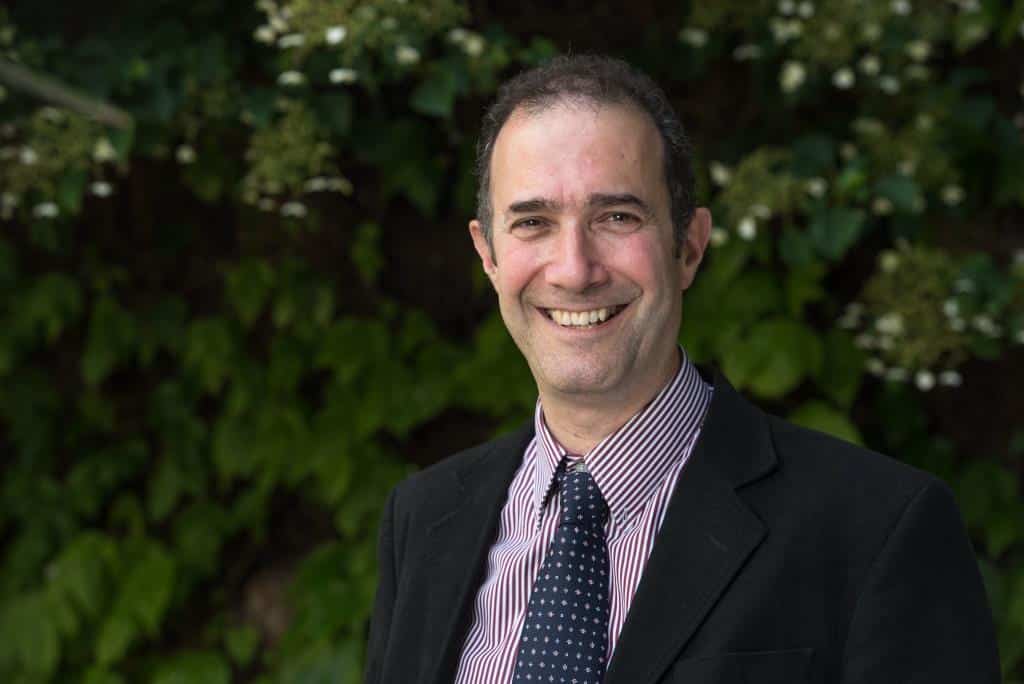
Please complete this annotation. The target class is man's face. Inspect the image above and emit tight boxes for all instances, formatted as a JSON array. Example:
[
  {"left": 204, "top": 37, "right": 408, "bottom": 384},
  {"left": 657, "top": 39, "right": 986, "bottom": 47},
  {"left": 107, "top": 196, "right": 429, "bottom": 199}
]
[{"left": 470, "top": 101, "right": 709, "bottom": 405}]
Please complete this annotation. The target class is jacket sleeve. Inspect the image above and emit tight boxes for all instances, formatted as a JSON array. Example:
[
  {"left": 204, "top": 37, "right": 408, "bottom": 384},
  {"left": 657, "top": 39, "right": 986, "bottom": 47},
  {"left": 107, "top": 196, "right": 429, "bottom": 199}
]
[
  {"left": 840, "top": 480, "right": 1001, "bottom": 683},
  {"left": 364, "top": 486, "right": 398, "bottom": 684}
]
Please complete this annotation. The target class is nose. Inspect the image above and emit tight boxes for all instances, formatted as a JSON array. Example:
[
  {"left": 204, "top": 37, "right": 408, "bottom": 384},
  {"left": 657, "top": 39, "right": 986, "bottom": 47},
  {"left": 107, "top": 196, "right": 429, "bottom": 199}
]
[{"left": 544, "top": 222, "right": 609, "bottom": 292}]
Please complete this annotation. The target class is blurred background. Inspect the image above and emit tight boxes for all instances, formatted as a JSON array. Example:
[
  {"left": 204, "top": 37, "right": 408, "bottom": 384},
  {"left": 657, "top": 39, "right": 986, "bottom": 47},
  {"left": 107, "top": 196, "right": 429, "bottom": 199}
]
[{"left": 1, "top": 0, "right": 1023, "bottom": 681}]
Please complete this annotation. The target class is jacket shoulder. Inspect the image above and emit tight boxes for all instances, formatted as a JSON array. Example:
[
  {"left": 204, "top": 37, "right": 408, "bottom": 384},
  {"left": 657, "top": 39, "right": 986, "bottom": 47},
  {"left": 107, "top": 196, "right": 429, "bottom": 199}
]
[{"left": 766, "top": 413, "right": 946, "bottom": 496}]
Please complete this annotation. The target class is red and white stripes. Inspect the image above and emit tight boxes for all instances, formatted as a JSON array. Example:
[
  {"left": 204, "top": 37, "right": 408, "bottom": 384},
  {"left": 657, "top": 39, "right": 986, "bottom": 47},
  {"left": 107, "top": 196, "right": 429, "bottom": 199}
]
[{"left": 454, "top": 353, "right": 712, "bottom": 683}]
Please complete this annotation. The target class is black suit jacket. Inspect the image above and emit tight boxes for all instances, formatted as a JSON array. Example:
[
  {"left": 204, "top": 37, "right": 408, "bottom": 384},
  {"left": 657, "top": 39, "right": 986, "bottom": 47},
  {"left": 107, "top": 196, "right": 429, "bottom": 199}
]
[{"left": 364, "top": 370, "right": 1000, "bottom": 683}]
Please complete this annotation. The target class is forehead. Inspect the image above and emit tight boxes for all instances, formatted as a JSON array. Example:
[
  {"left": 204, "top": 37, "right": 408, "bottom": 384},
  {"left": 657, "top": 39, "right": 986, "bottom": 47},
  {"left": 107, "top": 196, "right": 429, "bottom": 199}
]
[{"left": 489, "top": 101, "right": 666, "bottom": 210}]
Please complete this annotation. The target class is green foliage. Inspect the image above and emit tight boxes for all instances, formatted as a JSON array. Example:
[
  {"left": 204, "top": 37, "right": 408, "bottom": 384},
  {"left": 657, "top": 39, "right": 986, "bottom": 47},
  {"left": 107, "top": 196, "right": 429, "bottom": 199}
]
[{"left": 1, "top": 0, "right": 1022, "bottom": 681}]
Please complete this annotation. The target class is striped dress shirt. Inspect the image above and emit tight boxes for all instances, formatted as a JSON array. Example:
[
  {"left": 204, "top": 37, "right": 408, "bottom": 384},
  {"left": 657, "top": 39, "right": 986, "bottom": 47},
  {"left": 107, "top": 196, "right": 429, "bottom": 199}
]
[{"left": 454, "top": 351, "right": 713, "bottom": 683}]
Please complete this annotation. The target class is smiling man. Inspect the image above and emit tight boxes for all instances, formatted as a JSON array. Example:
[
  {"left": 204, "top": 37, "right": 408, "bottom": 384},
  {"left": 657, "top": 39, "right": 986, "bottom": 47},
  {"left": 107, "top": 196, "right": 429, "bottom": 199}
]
[{"left": 364, "top": 55, "right": 999, "bottom": 684}]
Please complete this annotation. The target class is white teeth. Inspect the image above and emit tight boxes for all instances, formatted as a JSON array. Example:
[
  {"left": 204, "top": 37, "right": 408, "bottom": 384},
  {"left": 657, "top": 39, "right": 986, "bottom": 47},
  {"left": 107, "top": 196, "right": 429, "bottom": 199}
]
[{"left": 548, "top": 306, "right": 617, "bottom": 327}]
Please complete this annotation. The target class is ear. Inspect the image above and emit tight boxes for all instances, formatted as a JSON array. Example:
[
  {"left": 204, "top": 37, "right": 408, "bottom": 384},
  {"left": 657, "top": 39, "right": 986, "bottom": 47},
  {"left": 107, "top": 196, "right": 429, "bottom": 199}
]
[
  {"left": 469, "top": 219, "right": 498, "bottom": 286},
  {"left": 678, "top": 207, "right": 711, "bottom": 291}
]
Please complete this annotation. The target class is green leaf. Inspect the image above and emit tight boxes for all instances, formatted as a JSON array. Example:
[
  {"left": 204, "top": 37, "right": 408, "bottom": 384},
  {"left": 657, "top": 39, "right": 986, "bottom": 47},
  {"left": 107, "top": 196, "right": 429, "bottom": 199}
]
[
  {"left": 224, "top": 625, "right": 260, "bottom": 667},
  {"left": 784, "top": 261, "right": 826, "bottom": 317},
  {"left": 410, "top": 64, "right": 463, "bottom": 118},
  {"left": 814, "top": 329, "right": 865, "bottom": 409},
  {"left": 808, "top": 207, "right": 865, "bottom": 260},
  {"left": 721, "top": 317, "right": 822, "bottom": 399},
  {"left": 57, "top": 169, "right": 88, "bottom": 214},
  {"left": 96, "top": 613, "right": 136, "bottom": 666},
  {"left": 874, "top": 175, "right": 920, "bottom": 213},
  {"left": 790, "top": 134, "right": 835, "bottom": 176},
  {"left": 788, "top": 400, "right": 862, "bottom": 445},
  {"left": 151, "top": 651, "right": 230, "bottom": 684},
  {"left": 116, "top": 543, "right": 176, "bottom": 635}
]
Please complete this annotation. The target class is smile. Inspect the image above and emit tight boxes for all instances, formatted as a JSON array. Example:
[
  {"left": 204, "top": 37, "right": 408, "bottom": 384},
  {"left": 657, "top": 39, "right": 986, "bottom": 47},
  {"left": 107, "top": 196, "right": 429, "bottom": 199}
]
[{"left": 541, "top": 304, "right": 628, "bottom": 328}]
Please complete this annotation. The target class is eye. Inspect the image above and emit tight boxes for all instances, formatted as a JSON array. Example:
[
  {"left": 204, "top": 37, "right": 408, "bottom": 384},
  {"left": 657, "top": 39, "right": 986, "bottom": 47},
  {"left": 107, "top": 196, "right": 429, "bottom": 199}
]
[
  {"left": 510, "top": 217, "right": 549, "bottom": 230},
  {"left": 599, "top": 211, "right": 642, "bottom": 229}
]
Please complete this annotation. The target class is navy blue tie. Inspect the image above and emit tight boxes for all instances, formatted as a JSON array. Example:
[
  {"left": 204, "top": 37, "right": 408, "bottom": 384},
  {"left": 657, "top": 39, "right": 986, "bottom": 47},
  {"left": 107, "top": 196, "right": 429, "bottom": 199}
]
[{"left": 512, "top": 461, "right": 611, "bottom": 683}]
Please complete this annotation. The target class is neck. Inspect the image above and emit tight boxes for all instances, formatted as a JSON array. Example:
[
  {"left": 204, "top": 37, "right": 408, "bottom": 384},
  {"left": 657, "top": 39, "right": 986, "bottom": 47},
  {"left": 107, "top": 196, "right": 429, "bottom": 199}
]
[{"left": 539, "top": 348, "right": 681, "bottom": 455}]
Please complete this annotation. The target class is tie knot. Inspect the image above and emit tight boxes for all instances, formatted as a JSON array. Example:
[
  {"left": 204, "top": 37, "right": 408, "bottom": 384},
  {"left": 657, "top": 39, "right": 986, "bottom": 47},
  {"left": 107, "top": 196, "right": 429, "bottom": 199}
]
[{"left": 557, "top": 464, "right": 609, "bottom": 528}]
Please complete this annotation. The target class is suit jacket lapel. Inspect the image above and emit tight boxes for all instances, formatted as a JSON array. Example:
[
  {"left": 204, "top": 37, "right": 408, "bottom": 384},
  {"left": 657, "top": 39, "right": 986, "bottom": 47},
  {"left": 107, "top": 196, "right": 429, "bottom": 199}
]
[
  {"left": 419, "top": 424, "right": 534, "bottom": 684},
  {"left": 605, "top": 371, "right": 777, "bottom": 684}
]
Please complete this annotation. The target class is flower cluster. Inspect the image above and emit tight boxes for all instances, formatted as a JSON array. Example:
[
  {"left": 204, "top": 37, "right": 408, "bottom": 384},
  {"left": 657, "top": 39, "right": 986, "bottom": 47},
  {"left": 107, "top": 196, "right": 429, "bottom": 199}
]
[
  {"left": 0, "top": 107, "right": 119, "bottom": 222},
  {"left": 840, "top": 243, "right": 1024, "bottom": 390},
  {"left": 240, "top": 100, "right": 351, "bottom": 219},
  {"left": 254, "top": 0, "right": 467, "bottom": 87}
]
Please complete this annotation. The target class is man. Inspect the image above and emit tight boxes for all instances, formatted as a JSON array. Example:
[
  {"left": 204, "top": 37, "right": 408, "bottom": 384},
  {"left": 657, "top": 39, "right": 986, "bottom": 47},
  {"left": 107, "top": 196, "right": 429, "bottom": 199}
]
[{"left": 364, "top": 55, "right": 1000, "bottom": 683}]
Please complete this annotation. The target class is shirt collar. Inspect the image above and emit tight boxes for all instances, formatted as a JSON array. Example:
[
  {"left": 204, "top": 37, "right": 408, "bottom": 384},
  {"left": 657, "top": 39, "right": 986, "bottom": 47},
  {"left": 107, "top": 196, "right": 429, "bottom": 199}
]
[{"left": 531, "top": 348, "right": 713, "bottom": 529}]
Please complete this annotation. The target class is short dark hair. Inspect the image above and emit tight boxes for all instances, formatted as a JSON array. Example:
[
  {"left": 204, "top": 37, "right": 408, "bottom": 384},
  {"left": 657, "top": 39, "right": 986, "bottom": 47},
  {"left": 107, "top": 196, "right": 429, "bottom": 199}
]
[{"left": 474, "top": 54, "right": 696, "bottom": 256}]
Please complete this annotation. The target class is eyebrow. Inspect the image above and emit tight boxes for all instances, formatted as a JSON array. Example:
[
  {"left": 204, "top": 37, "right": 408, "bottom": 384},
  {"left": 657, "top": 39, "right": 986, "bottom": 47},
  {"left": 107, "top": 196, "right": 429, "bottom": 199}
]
[{"left": 505, "top": 193, "right": 653, "bottom": 219}]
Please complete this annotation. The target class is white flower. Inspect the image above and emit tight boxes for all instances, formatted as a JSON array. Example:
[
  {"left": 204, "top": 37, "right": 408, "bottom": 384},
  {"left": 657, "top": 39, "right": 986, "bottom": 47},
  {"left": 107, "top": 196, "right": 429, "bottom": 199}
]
[
  {"left": 855, "top": 333, "right": 876, "bottom": 349},
  {"left": 876, "top": 248, "right": 901, "bottom": 270},
  {"left": 325, "top": 25, "right": 347, "bottom": 45},
  {"left": 329, "top": 68, "right": 358, "bottom": 84},
  {"left": 833, "top": 68, "right": 855, "bottom": 90},
  {"left": 733, "top": 44, "right": 763, "bottom": 61},
  {"left": 277, "top": 70, "right": 306, "bottom": 86},
  {"left": 875, "top": 312, "right": 905, "bottom": 336},
  {"left": 915, "top": 370, "right": 935, "bottom": 391},
  {"left": 1013, "top": 249, "right": 1024, "bottom": 267},
  {"left": 269, "top": 15, "right": 287, "bottom": 32},
  {"left": 859, "top": 54, "right": 881, "bottom": 76},
  {"left": 1015, "top": 329, "right": 1024, "bottom": 344},
  {"left": 176, "top": 144, "right": 196, "bottom": 164},
  {"left": 280, "top": 201, "right": 307, "bottom": 217},
  {"left": 463, "top": 34, "right": 485, "bottom": 57},
  {"left": 33, "top": 201, "right": 59, "bottom": 218},
  {"left": 90, "top": 181, "right": 112, "bottom": 197},
  {"left": 939, "top": 370, "right": 962, "bottom": 387},
  {"left": 916, "top": 113, "right": 934, "bottom": 131},
  {"left": 19, "top": 146, "right": 38, "bottom": 165},
  {"left": 866, "top": 358, "right": 886, "bottom": 376},
  {"left": 679, "top": 28, "right": 708, "bottom": 48},
  {"left": 92, "top": 137, "right": 117, "bottom": 162},
  {"left": 277, "top": 33, "right": 305, "bottom": 48},
  {"left": 709, "top": 162, "right": 732, "bottom": 186},
  {"left": 872, "top": 197, "right": 894, "bottom": 215},
  {"left": 885, "top": 367, "right": 908, "bottom": 382},
  {"left": 898, "top": 159, "right": 917, "bottom": 176},
  {"left": 254, "top": 25, "right": 276, "bottom": 44},
  {"left": 771, "top": 19, "right": 804, "bottom": 43},
  {"left": 862, "top": 23, "right": 882, "bottom": 42},
  {"left": 941, "top": 184, "right": 965, "bottom": 206},
  {"left": 710, "top": 226, "right": 729, "bottom": 247},
  {"left": 840, "top": 143, "right": 858, "bottom": 160},
  {"left": 780, "top": 61, "right": 807, "bottom": 92},
  {"left": 448, "top": 27, "right": 469, "bottom": 44},
  {"left": 737, "top": 216, "right": 758, "bottom": 240},
  {"left": 972, "top": 315, "right": 1001, "bottom": 337},
  {"left": 949, "top": 317, "right": 966, "bottom": 332},
  {"left": 257, "top": 198, "right": 276, "bottom": 212},
  {"left": 326, "top": 177, "right": 353, "bottom": 194},
  {"left": 797, "top": 1, "right": 815, "bottom": 18},
  {"left": 306, "top": 176, "right": 329, "bottom": 192},
  {"left": 891, "top": 0, "right": 911, "bottom": 15},
  {"left": 906, "top": 40, "right": 931, "bottom": 61},
  {"left": 878, "top": 76, "right": 901, "bottom": 94},
  {"left": 750, "top": 204, "right": 772, "bottom": 219},
  {"left": 395, "top": 45, "right": 420, "bottom": 65},
  {"left": 943, "top": 299, "right": 959, "bottom": 318},
  {"left": 805, "top": 177, "right": 827, "bottom": 198},
  {"left": 954, "top": 277, "right": 975, "bottom": 293},
  {"left": 778, "top": 0, "right": 796, "bottom": 14}
]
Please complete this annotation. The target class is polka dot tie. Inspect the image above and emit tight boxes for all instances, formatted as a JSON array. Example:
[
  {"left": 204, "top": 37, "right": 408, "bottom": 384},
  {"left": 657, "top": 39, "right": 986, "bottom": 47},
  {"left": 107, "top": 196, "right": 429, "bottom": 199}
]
[{"left": 512, "top": 461, "right": 611, "bottom": 683}]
